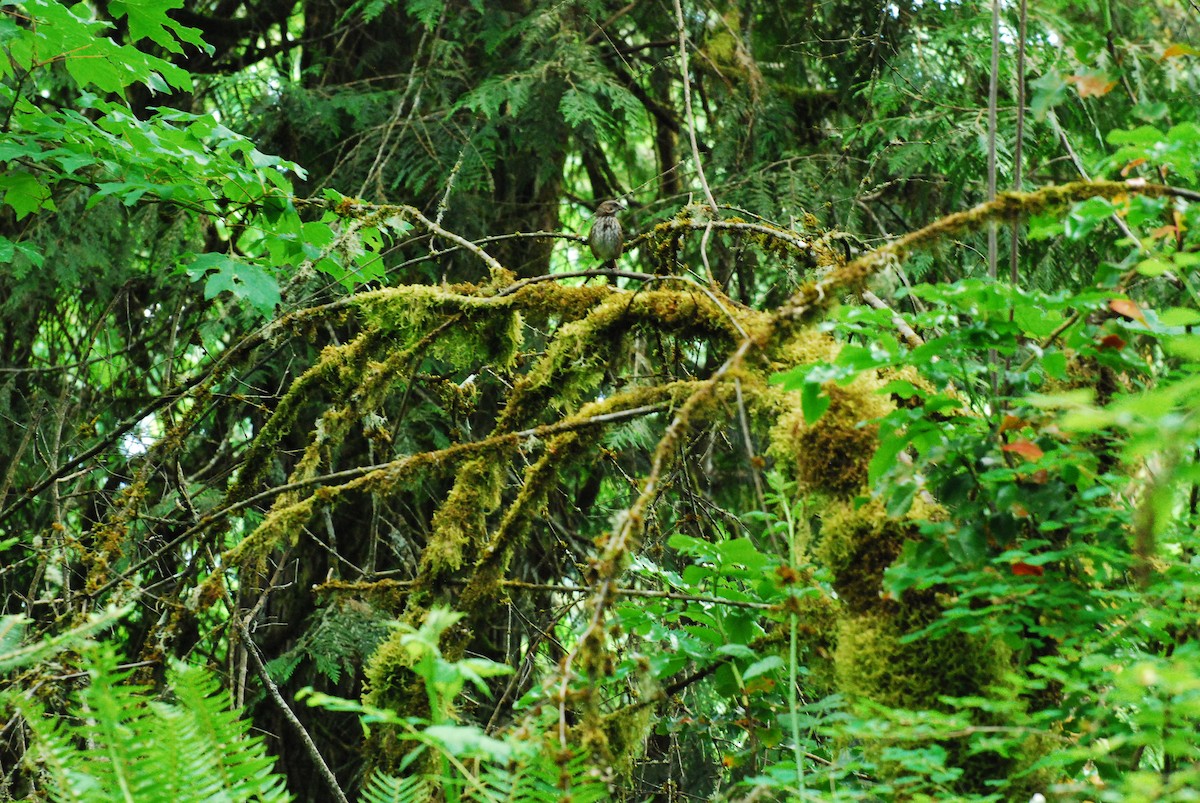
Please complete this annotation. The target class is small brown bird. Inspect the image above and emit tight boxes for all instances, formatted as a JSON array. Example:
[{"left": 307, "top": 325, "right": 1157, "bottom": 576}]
[{"left": 588, "top": 200, "right": 624, "bottom": 264}]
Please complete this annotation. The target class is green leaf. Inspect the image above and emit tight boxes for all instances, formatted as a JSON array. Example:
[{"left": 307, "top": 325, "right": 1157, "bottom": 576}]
[
  {"left": 801, "top": 381, "right": 831, "bottom": 424},
  {"left": 885, "top": 482, "right": 917, "bottom": 518},
  {"left": 1026, "top": 211, "right": 1065, "bottom": 240},
  {"left": 743, "top": 656, "right": 785, "bottom": 681},
  {"left": 109, "top": 0, "right": 208, "bottom": 53},
  {"left": 0, "top": 172, "right": 55, "bottom": 218},
  {"left": 1013, "top": 305, "right": 1061, "bottom": 338},
  {"left": 716, "top": 643, "right": 756, "bottom": 660},
  {"left": 1107, "top": 125, "right": 1165, "bottom": 148},
  {"left": 422, "top": 725, "right": 513, "bottom": 761},
  {"left": 1065, "top": 197, "right": 1116, "bottom": 240},
  {"left": 716, "top": 538, "right": 769, "bottom": 570},
  {"left": 1029, "top": 72, "right": 1068, "bottom": 121},
  {"left": 186, "top": 254, "right": 280, "bottom": 318},
  {"left": 1136, "top": 257, "right": 1172, "bottom": 277},
  {"left": 1158, "top": 307, "right": 1200, "bottom": 327},
  {"left": 1041, "top": 350, "right": 1069, "bottom": 380}
]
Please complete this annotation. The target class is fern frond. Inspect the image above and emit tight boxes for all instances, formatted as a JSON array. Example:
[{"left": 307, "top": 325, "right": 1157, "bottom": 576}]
[
  {"left": 360, "top": 771, "right": 432, "bottom": 803},
  {"left": 13, "top": 644, "right": 292, "bottom": 803}
]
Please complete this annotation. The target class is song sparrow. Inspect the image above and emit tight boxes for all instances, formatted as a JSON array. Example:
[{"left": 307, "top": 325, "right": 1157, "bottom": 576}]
[{"left": 588, "top": 200, "right": 624, "bottom": 264}]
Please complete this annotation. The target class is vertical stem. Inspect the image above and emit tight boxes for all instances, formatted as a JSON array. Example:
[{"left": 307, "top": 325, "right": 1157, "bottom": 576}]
[
  {"left": 987, "top": 0, "right": 1001, "bottom": 394},
  {"left": 1009, "top": 0, "right": 1028, "bottom": 287},
  {"left": 986, "top": 0, "right": 1000, "bottom": 281},
  {"left": 672, "top": 0, "right": 719, "bottom": 216},
  {"left": 781, "top": 494, "right": 805, "bottom": 795}
]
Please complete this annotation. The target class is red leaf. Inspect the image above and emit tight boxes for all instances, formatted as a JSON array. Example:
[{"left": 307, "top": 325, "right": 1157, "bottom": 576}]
[
  {"left": 1067, "top": 73, "right": 1117, "bottom": 98},
  {"left": 1162, "top": 43, "right": 1200, "bottom": 60},
  {"left": 1098, "top": 333, "right": 1126, "bottom": 350},
  {"left": 1120, "top": 157, "right": 1148, "bottom": 176},
  {"left": 1002, "top": 440, "right": 1044, "bottom": 461},
  {"left": 1011, "top": 561, "right": 1044, "bottom": 577},
  {"left": 1109, "top": 298, "right": 1146, "bottom": 323},
  {"left": 999, "top": 415, "right": 1026, "bottom": 434}
]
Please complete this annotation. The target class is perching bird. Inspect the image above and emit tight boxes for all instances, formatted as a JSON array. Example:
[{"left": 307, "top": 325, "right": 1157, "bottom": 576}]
[{"left": 588, "top": 200, "right": 624, "bottom": 264}]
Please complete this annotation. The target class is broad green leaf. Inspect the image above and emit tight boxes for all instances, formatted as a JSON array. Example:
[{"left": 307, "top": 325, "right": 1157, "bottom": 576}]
[
  {"left": 1030, "top": 72, "right": 1068, "bottom": 121},
  {"left": 1065, "top": 197, "right": 1117, "bottom": 240},
  {"left": 1136, "top": 257, "right": 1172, "bottom": 277},
  {"left": 716, "top": 538, "right": 769, "bottom": 570},
  {"left": 422, "top": 725, "right": 513, "bottom": 761},
  {"left": 1158, "top": 307, "right": 1200, "bottom": 327},
  {"left": 110, "top": 0, "right": 207, "bottom": 52},
  {"left": 1042, "top": 350, "right": 1068, "bottom": 380},
  {"left": 801, "top": 381, "right": 831, "bottom": 424},
  {"left": 716, "top": 643, "right": 756, "bottom": 660},
  {"left": 743, "top": 656, "right": 785, "bottom": 682},
  {"left": 0, "top": 172, "right": 55, "bottom": 218},
  {"left": 187, "top": 254, "right": 281, "bottom": 318}
]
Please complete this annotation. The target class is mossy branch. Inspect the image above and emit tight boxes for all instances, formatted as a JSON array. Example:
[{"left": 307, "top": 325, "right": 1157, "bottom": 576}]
[
  {"left": 554, "top": 335, "right": 758, "bottom": 751},
  {"left": 777, "top": 179, "right": 1176, "bottom": 322}
]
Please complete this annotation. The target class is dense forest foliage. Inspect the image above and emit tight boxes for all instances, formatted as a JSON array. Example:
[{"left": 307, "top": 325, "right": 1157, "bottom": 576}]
[{"left": 3, "top": 0, "right": 1200, "bottom": 800}]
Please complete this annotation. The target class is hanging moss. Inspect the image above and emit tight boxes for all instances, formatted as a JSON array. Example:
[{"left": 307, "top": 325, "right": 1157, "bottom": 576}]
[
  {"left": 355, "top": 284, "right": 524, "bottom": 372},
  {"left": 422, "top": 453, "right": 506, "bottom": 579}
]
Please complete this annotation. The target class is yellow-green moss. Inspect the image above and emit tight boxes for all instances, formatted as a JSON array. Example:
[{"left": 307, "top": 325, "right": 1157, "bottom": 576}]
[
  {"left": 422, "top": 454, "right": 506, "bottom": 577},
  {"left": 835, "top": 608, "right": 1009, "bottom": 710},
  {"left": 770, "top": 371, "right": 894, "bottom": 498},
  {"left": 355, "top": 285, "right": 523, "bottom": 372},
  {"left": 768, "top": 327, "right": 840, "bottom": 368}
]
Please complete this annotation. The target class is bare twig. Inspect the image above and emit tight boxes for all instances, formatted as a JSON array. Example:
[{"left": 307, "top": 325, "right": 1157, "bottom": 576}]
[
  {"left": 556, "top": 334, "right": 758, "bottom": 745},
  {"left": 1009, "top": 0, "right": 1028, "bottom": 286},
  {"left": 861, "top": 289, "right": 924, "bottom": 348},
  {"left": 671, "top": 0, "right": 718, "bottom": 217},
  {"left": 235, "top": 619, "right": 350, "bottom": 803},
  {"left": 734, "top": 377, "right": 766, "bottom": 512}
]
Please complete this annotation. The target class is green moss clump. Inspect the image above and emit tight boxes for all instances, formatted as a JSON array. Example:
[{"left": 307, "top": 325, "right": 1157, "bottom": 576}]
[
  {"left": 815, "top": 498, "right": 1048, "bottom": 795},
  {"left": 423, "top": 454, "right": 506, "bottom": 577},
  {"left": 355, "top": 285, "right": 523, "bottom": 372},
  {"left": 771, "top": 371, "right": 893, "bottom": 499},
  {"left": 835, "top": 608, "right": 1009, "bottom": 711}
]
